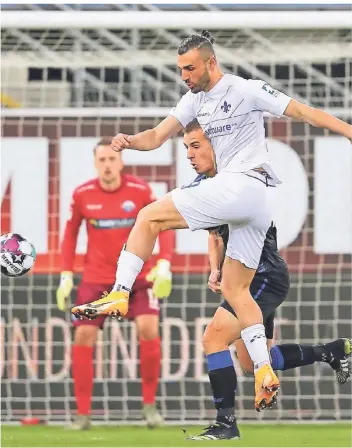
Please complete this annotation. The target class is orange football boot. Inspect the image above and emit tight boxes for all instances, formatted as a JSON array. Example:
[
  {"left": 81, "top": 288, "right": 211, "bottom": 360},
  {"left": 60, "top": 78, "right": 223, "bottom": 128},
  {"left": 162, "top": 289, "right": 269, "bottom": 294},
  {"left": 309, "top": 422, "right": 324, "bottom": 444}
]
[
  {"left": 254, "top": 363, "right": 280, "bottom": 412},
  {"left": 71, "top": 290, "right": 129, "bottom": 321}
]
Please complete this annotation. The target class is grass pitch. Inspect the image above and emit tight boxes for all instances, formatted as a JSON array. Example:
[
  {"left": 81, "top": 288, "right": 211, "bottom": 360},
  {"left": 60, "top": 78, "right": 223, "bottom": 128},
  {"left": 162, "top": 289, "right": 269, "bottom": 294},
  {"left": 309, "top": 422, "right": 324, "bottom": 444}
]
[{"left": 1, "top": 424, "right": 351, "bottom": 447}]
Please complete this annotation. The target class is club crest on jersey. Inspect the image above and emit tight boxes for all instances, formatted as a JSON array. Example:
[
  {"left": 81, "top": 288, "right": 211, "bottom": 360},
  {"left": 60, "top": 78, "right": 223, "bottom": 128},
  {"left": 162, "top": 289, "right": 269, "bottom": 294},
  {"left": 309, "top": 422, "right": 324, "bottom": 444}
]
[
  {"left": 121, "top": 200, "right": 136, "bottom": 212},
  {"left": 221, "top": 101, "right": 231, "bottom": 113}
]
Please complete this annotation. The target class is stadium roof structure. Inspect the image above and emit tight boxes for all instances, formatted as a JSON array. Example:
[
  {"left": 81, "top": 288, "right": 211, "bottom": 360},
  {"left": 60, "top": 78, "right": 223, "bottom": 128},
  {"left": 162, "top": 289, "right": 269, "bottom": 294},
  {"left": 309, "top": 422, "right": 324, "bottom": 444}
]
[{"left": 1, "top": 5, "right": 351, "bottom": 109}]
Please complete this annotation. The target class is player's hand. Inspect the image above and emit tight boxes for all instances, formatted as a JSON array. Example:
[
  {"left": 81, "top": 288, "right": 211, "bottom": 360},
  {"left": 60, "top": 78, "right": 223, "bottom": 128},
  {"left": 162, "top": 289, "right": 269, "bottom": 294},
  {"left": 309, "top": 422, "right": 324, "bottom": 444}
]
[
  {"left": 111, "top": 133, "right": 132, "bottom": 152},
  {"left": 208, "top": 269, "right": 222, "bottom": 294},
  {"left": 146, "top": 259, "right": 172, "bottom": 299},
  {"left": 56, "top": 271, "right": 74, "bottom": 311}
]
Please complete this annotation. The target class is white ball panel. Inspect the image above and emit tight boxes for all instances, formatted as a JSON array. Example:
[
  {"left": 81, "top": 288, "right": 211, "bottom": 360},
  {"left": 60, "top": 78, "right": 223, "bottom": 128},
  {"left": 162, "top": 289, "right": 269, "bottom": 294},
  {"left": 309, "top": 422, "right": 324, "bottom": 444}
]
[
  {"left": 22, "top": 255, "right": 34, "bottom": 270},
  {"left": 19, "top": 240, "right": 33, "bottom": 255}
]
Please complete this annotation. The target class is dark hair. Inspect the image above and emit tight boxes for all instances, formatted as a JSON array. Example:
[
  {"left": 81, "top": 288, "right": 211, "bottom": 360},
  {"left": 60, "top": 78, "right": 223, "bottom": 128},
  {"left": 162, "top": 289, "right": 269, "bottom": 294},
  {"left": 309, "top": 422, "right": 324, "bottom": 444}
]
[
  {"left": 178, "top": 30, "right": 215, "bottom": 56},
  {"left": 184, "top": 119, "right": 202, "bottom": 134},
  {"left": 93, "top": 137, "right": 113, "bottom": 154}
]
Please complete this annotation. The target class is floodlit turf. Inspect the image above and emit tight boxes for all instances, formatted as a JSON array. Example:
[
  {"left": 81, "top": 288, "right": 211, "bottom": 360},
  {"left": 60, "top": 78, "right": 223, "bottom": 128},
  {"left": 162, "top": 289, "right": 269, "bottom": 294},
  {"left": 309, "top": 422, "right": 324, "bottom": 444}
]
[{"left": 1, "top": 424, "right": 351, "bottom": 447}]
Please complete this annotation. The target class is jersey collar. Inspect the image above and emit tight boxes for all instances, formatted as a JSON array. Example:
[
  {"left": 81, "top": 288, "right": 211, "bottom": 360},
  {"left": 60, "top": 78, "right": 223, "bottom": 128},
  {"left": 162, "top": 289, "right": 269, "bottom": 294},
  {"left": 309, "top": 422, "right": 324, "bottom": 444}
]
[
  {"left": 205, "top": 73, "right": 229, "bottom": 99},
  {"left": 96, "top": 175, "right": 125, "bottom": 194}
]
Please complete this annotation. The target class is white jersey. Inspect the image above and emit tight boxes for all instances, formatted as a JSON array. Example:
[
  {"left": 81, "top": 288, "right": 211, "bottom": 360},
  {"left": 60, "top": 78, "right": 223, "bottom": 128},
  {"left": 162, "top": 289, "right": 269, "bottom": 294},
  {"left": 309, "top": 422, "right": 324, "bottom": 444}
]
[{"left": 170, "top": 73, "right": 291, "bottom": 174}]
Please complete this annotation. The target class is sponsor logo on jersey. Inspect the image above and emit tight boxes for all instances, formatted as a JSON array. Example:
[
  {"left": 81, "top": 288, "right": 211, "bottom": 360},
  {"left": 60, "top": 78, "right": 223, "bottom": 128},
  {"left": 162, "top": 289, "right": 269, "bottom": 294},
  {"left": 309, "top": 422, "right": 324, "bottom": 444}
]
[
  {"left": 86, "top": 204, "right": 103, "bottom": 210},
  {"left": 205, "top": 123, "right": 232, "bottom": 136},
  {"left": 121, "top": 200, "right": 136, "bottom": 212},
  {"left": 262, "top": 83, "right": 280, "bottom": 97},
  {"left": 88, "top": 218, "right": 136, "bottom": 229},
  {"left": 221, "top": 100, "right": 231, "bottom": 113}
]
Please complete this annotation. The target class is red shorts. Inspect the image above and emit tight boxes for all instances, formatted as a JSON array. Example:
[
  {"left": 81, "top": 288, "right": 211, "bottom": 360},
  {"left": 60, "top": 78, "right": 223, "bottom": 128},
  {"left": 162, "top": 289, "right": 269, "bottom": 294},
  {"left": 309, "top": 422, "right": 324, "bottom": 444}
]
[{"left": 72, "top": 278, "right": 159, "bottom": 328}]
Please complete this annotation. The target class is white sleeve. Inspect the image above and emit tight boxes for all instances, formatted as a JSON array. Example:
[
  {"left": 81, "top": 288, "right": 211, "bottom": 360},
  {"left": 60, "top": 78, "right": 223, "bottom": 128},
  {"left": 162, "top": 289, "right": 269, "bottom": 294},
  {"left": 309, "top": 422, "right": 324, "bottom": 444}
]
[
  {"left": 247, "top": 79, "right": 292, "bottom": 117},
  {"left": 169, "top": 91, "right": 196, "bottom": 127}
]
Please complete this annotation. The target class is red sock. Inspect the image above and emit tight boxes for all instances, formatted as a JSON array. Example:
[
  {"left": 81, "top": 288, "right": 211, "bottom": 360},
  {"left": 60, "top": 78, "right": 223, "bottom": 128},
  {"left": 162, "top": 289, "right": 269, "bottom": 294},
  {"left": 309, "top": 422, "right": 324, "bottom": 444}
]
[
  {"left": 139, "top": 337, "right": 161, "bottom": 404},
  {"left": 72, "top": 345, "right": 94, "bottom": 415}
]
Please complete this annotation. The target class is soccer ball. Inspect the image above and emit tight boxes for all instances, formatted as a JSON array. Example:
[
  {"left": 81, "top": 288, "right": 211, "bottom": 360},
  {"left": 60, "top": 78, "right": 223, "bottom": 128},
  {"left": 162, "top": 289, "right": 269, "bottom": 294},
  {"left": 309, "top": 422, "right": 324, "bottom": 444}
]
[{"left": 0, "top": 233, "right": 36, "bottom": 277}]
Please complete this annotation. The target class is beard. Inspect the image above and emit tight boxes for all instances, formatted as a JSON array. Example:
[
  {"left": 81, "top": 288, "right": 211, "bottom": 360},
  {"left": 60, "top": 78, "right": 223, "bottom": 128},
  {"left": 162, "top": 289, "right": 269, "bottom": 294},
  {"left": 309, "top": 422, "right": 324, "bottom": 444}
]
[
  {"left": 190, "top": 69, "right": 211, "bottom": 93},
  {"left": 101, "top": 175, "right": 117, "bottom": 185}
]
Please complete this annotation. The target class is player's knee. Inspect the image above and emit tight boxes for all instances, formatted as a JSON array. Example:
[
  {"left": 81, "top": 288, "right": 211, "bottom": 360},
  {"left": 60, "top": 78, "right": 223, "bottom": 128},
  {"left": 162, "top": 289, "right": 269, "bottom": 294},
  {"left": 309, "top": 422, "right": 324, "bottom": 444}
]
[
  {"left": 139, "top": 326, "right": 159, "bottom": 340},
  {"left": 202, "top": 321, "right": 230, "bottom": 354},
  {"left": 74, "top": 325, "right": 98, "bottom": 346},
  {"left": 136, "top": 315, "right": 159, "bottom": 340},
  {"left": 136, "top": 205, "right": 152, "bottom": 225},
  {"left": 136, "top": 205, "right": 162, "bottom": 234}
]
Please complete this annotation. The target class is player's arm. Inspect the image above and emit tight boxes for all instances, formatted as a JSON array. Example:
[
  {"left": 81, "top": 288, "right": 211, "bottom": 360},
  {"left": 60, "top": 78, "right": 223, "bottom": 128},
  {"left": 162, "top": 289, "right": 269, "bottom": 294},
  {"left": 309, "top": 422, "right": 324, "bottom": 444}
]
[
  {"left": 130, "top": 116, "right": 183, "bottom": 151},
  {"left": 284, "top": 100, "right": 352, "bottom": 141},
  {"left": 249, "top": 79, "right": 352, "bottom": 142},
  {"left": 111, "top": 116, "right": 182, "bottom": 152},
  {"left": 56, "top": 193, "right": 83, "bottom": 311},
  {"left": 111, "top": 92, "right": 195, "bottom": 152},
  {"left": 208, "top": 231, "right": 225, "bottom": 294}
]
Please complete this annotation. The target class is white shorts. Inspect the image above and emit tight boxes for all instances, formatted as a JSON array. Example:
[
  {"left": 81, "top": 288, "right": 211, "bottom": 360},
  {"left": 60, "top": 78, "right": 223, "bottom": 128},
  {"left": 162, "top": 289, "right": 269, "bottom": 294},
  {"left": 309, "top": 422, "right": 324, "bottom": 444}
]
[{"left": 171, "top": 171, "right": 274, "bottom": 269}]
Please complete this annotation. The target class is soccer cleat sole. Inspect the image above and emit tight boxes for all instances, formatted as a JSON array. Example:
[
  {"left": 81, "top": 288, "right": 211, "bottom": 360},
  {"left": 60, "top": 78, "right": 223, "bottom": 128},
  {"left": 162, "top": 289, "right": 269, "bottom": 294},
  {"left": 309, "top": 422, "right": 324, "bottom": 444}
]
[
  {"left": 183, "top": 425, "right": 240, "bottom": 441},
  {"left": 186, "top": 435, "right": 240, "bottom": 441},
  {"left": 256, "top": 391, "right": 278, "bottom": 412},
  {"left": 71, "top": 300, "right": 126, "bottom": 321},
  {"left": 72, "top": 306, "right": 123, "bottom": 321}
]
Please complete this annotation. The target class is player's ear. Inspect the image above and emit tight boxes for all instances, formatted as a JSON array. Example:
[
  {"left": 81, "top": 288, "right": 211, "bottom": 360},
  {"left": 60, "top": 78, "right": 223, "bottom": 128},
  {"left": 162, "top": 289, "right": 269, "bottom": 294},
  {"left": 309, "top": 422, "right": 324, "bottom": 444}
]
[{"left": 208, "top": 55, "right": 216, "bottom": 69}]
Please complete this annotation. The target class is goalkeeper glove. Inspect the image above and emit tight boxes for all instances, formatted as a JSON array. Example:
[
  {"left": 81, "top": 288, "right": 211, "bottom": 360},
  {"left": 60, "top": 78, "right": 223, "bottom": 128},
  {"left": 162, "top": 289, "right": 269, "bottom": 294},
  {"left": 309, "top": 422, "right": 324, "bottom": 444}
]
[
  {"left": 146, "top": 259, "right": 172, "bottom": 299},
  {"left": 56, "top": 271, "right": 74, "bottom": 311}
]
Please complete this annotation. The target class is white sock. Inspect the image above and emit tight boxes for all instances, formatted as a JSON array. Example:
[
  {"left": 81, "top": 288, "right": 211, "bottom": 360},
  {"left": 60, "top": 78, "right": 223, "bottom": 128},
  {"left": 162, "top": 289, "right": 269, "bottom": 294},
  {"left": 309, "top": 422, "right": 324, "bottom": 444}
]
[
  {"left": 112, "top": 250, "right": 144, "bottom": 291},
  {"left": 241, "top": 324, "right": 270, "bottom": 372}
]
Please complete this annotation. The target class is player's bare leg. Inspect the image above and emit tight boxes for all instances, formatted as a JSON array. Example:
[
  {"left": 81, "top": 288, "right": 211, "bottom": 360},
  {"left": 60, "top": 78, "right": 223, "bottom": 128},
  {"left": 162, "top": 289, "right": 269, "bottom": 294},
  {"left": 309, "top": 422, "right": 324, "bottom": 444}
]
[
  {"left": 196, "top": 307, "right": 241, "bottom": 439},
  {"left": 220, "top": 257, "right": 279, "bottom": 411},
  {"left": 204, "top": 307, "right": 352, "bottom": 416},
  {"left": 135, "top": 314, "right": 164, "bottom": 428},
  {"left": 66, "top": 325, "right": 98, "bottom": 430},
  {"left": 204, "top": 307, "right": 277, "bottom": 413},
  {"left": 71, "top": 194, "right": 186, "bottom": 320},
  {"left": 203, "top": 307, "right": 239, "bottom": 354},
  {"left": 125, "top": 193, "right": 188, "bottom": 260}
]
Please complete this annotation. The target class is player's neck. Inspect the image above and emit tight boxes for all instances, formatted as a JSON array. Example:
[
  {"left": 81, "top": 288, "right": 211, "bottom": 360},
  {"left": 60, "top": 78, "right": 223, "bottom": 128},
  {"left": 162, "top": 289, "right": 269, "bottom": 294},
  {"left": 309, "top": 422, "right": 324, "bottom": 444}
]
[
  {"left": 204, "top": 169, "right": 216, "bottom": 178},
  {"left": 98, "top": 176, "right": 121, "bottom": 192},
  {"left": 205, "top": 70, "right": 224, "bottom": 92}
]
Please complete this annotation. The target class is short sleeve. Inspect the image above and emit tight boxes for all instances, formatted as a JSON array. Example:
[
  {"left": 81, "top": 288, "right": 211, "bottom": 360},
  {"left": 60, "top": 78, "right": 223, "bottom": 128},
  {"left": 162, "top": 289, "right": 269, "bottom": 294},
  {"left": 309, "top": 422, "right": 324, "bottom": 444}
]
[
  {"left": 247, "top": 79, "right": 292, "bottom": 117},
  {"left": 169, "top": 91, "right": 196, "bottom": 127}
]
